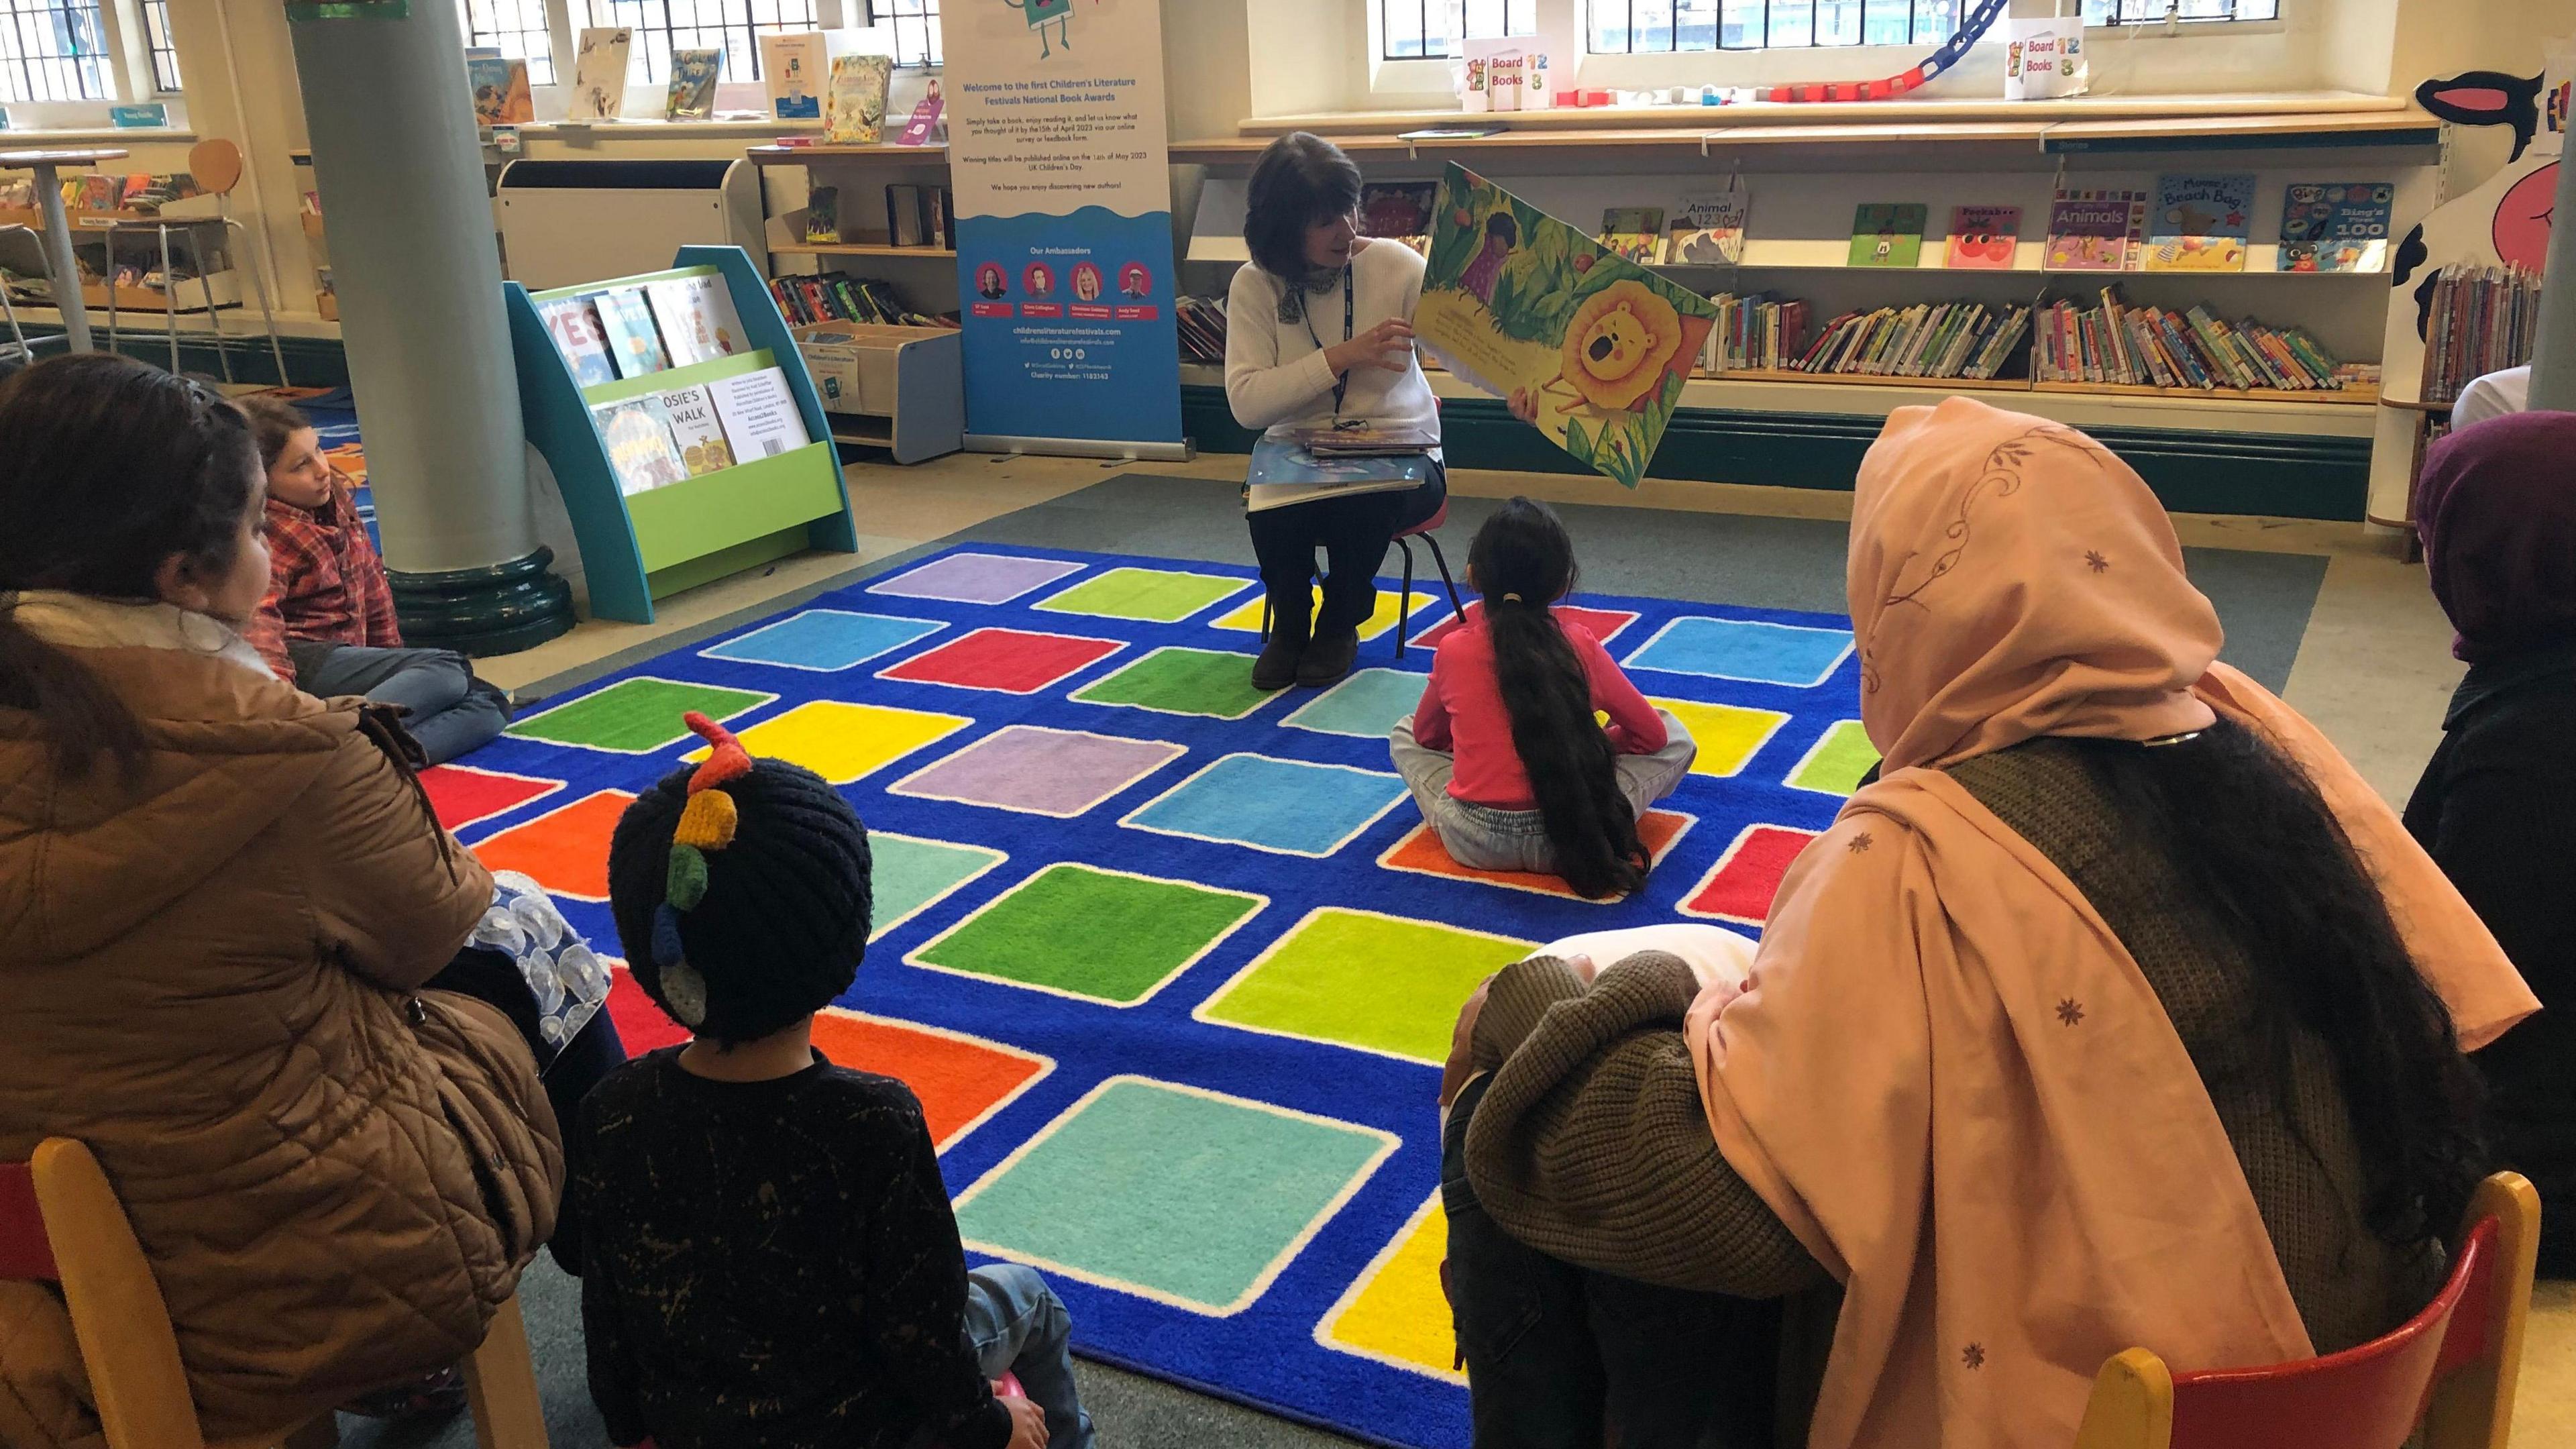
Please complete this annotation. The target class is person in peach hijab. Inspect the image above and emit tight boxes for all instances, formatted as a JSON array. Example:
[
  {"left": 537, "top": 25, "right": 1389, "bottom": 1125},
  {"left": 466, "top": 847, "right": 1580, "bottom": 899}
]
[{"left": 1440, "top": 397, "right": 2536, "bottom": 1449}]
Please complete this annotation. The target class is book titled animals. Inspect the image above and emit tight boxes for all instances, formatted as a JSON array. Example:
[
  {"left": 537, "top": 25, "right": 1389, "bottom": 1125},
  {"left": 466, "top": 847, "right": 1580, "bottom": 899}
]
[
  {"left": 656, "top": 384, "right": 737, "bottom": 476},
  {"left": 2277, "top": 181, "right": 2394, "bottom": 272},
  {"left": 2145, "top": 174, "right": 2255, "bottom": 273},
  {"left": 1598, "top": 207, "right": 1665, "bottom": 265},
  {"left": 2045, "top": 189, "right": 2147, "bottom": 272},
  {"left": 1943, "top": 205, "right": 2022, "bottom": 270},
  {"left": 592, "top": 398, "right": 689, "bottom": 496},
  {"left": 592, "top": 288, "right": 670, "bottom": 378},
  {"left": 665, "top": 47, "right": 724, "bottom": 121},
  {"left": 1666, "top": 191, "right": 1750, "bottom": 267},
  {"left": 1849, "top": 204, "right": 1928, "bottom": 268},
  {"left": 644, "top": 274, "right": 745, "bottom": 366},
  {"left": 827, "top": 54, "right": 894, "bottom": 144},
  {"left": 570, "top": 28, "right": 631, "bottom": 121},
  {"left": 536, "top": 297, "right": 619, "bottom": 388}
]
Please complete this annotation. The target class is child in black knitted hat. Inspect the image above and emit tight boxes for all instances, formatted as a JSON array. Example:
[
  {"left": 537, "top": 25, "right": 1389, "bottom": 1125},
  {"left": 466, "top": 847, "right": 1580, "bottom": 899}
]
[{"left": 575, "top": 712, "right": 1093, "bottom": 1449}]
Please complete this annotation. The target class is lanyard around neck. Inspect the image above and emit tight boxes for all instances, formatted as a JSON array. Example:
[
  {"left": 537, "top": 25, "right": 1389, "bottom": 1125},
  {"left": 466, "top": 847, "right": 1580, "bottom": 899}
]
[{"left": 1303, "top": 262, "right": 1355, "bottom": 417}]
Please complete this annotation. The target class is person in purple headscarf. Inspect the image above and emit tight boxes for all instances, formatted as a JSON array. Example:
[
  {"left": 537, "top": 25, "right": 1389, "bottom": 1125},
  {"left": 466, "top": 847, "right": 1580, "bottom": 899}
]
[{"left": 2404, "top": 409, "right": 2576, "bottom": 1278}]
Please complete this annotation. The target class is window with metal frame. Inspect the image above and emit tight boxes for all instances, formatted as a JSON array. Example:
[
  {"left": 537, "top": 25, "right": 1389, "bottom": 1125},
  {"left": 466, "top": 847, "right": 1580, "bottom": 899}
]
[
  {"left": 462, "top": 0, "right": 558, "bottom": 85},
  {"left": 0, "top": 0, "right": 109, "bottom": 103},
  {"left": 1381, "top": 1, "right": 1538, "bottom": 62},
  {"left": 141, "top": 0, "right": 177, "bottom": 91},
  {"left": 881, "top": 0, "right": 941, "bottom": 68},
  {"left": 599, "top": 0, "right": 822, "bottom": 83},
  {"left": 2085, "top": 0, "right": 2277, "bottom": 23},
  {"left": 1588, "top": 0, "right": 2275, "bottom": 54}
]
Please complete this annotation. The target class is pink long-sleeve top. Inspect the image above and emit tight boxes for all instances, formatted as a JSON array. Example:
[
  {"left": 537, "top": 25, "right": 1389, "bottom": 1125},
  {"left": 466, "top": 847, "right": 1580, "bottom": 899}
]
[{"left": 1413, "top": 614, "right": 1668, "bottom": 811}]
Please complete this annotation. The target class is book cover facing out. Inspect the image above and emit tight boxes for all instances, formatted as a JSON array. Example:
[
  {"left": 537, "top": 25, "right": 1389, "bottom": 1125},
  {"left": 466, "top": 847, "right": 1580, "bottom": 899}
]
[
  {"left": 1415, "top": 164, "right": 1715, "bottom": 489},
  {"left": 1667, "top": 190, "right": 1749, "bottom": 266},
  {"left": 665, "top": 48, "right": 724, "bottom": 121},
  {"left": 1359, "top": 183, "right": 1437, "bottom": 245},
  {"left": 1599, "top": 207, "right": 1666, "bottom": 265},
  {"left": 2046, "top": 189, "right": 2147, "bottom": 272},
  {"left": 827, "top": 54, "right": 894, "bottom": 144},
  {"left": 1849, "top": 204, "right": 1928, "bottom": 268},
  {"left": 2277, "top": 181, "right": 2394, "bottom": 272},
  {"left": 1944, "top": 205, "right": 2022, "bottom": 270},
  {"left": 2145, "top": 173, "right": 2255, "bottom": 272}
]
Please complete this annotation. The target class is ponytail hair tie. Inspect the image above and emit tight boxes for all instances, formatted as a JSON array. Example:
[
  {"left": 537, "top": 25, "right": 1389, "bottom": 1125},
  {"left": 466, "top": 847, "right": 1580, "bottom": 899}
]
[{"left": 1502, "top": 592, "right": 1524, "bottom": 604}]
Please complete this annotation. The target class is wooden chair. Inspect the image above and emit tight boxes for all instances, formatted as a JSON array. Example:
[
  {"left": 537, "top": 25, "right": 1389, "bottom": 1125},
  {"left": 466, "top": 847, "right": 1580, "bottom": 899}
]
[
  {"left": 2073, "top": 1170, "right": 2539, "bottom": 1449},
  {"left": 100, "top": 138, "right": 289, "bottom": 385},
  {"left": 0, "top": 1137, "right": 549, "bottom": 1449}
]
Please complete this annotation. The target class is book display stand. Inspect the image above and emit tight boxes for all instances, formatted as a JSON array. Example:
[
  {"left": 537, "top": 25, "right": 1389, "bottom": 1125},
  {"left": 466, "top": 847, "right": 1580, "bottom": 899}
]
[{"left": 506, "top": 244, "right": 858, "bottom": 624}]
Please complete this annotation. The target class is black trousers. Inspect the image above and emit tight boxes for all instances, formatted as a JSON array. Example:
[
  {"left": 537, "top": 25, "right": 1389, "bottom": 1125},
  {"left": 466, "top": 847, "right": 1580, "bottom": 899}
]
[
  {"left": 1245, "top": 465, "right": 1447, "bottom": 639},
  {"left": 1444, "top": 1074, "right": 1780, "bottom": 1449}
]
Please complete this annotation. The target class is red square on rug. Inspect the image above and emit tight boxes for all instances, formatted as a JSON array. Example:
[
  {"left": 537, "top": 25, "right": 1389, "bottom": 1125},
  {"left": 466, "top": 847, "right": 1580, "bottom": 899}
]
[
  {"left": 1413, "top": 602, "right": 1642, "bottom": 650},
  {"left": 470, "top": 789, "right": 634, "bottom": 901},
  {"left": 1679, "top": 824, "right": 1822, "bottom": 926},
  {"left": 421, "top": 764, "right": 562, "bottom": 833},
  {"left": 877, "top": 627, "right": 1124, "bottom": 695},
  {"left": 1377, "top": 810, "right": 1695, "bottom": 899}
]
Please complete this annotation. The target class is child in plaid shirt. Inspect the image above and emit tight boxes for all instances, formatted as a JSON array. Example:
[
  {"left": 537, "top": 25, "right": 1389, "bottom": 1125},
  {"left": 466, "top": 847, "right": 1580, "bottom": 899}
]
[{"left": 237, "top": 396, "right": 511, "bottom": 764}]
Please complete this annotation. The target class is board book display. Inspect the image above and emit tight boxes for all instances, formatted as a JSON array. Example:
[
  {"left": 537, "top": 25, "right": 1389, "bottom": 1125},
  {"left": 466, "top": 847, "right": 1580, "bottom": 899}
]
[
  {"left": 506, "top": 248, "right": 858, "bottom": 623},
  {"left": 1849, "top": 204, "right": 1927, "bottom": 268},
  {"left": 1415, "top": 164, "right": 1716, "bottom": 489},
  {"left": 2144, "top": 173, "right": 2255, "bottom": 273},
  {"left": 2277, "top": 181, "right": 2394, "bottom": 273},
  {"left": 2046, "top": 189, "right": 2147, "bottom": 272},
  {"left": 1944, "top": 205, "right": 2021, "bottom": 270}
]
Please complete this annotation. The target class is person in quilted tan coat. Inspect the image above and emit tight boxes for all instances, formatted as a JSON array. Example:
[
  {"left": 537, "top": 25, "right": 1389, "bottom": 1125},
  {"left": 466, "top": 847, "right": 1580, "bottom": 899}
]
[{"left": 0, "top": 356, "right": 563, "bottom": 1448}]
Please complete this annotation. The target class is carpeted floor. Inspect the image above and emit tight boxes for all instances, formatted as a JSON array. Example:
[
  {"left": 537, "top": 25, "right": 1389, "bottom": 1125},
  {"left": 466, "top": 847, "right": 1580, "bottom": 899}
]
[{"left": 339, "top": 472, "right": 2330, "bottom": 1449}]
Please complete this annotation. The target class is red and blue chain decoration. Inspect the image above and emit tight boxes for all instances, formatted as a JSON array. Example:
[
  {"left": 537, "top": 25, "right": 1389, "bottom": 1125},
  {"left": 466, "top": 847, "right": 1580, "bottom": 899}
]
[{"left": 1751, "top": 0, "right": 2012, "bottom": 104}]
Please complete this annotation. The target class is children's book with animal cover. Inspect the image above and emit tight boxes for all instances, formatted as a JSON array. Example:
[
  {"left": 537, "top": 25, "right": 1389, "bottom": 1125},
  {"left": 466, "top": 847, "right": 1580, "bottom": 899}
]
[
  {"left": 1943, "top": 205, "right": 2022, "bottom": 270},
  {"left": 1666, "top": 189, "right": 1750, "bottom": 266},
  {"left": 466, "top": 55, "right": 515, "bottom": 127},
  {"left": 644, "top": 274, "right": 746, "bottom": 365},
  {"left": 826, "top": 54, "right": 894, "bottom": 144},
  {"left": 570, "top": 28, "right": 632, "bottom": 121},
  {"left": 591, "top": 398, "right": 689, "bottom": 496},
  {"left": 656, "top": 384, "right": 737, "bottom": 476},
  {"left": 2145, "top": 173, "right": 2255, "bottom": 272},
  {"left": 592, "top": 288, "right": 671, "bottom": 378},
  {"left": 1599, "top": 207, "right": 1666, "bottom": 265},
  {"left": 535, "top": 296, "right": 619, "bottom": 388},
  {"left": 1849, "top": 204, "right": 1928, "bottom": 268},
  {"left": 804, "top": 186, "right": 841, "bottom": 245},
  {"left": 665, "top": 47, "right": 724, "bottom": 121},
  {"left": 1359, "top": 182, "right": 1437, "bottom": 252},
  {"left": 2045, "top": 188, "right": 2147, "bottom": 271},
  {"left": 760, "top": 31, "right": 826, "bottom": 121},
  {"left": 2277, "top": 180, "right": 2394, "bottom": 272},
  {"left": 1415, "top": 164, "right": 1717, "bottom": 489}
]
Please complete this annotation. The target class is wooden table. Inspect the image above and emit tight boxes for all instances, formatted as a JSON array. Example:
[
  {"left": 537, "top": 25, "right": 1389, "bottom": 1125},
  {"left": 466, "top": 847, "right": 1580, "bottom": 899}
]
[{"left": 0, "top": 148, "right": 129, "bottom": 353}]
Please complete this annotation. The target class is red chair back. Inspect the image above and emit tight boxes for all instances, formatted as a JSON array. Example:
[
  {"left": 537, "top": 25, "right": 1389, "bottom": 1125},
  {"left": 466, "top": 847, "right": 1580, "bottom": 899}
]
[
  {"left": 2165, "top": 1218, "right": 2496, "bottom": 1449},
  {"left": 0, "top": 1160, "right": 59, "bottom": 1282}
]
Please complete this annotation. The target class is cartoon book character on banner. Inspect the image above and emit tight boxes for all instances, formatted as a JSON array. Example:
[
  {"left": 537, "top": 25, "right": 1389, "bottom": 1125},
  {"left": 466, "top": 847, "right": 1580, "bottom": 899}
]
[
  {"left": 1004, "top": 0, "right": 1075, "bottom": 58},
  {"left": 1415, "top": 164, "right": 1716, "bottom": 489}
]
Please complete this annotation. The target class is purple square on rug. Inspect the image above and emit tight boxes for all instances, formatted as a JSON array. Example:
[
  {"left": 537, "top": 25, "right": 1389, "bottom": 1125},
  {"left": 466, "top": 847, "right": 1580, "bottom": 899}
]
[
  {"left": 869, "top": 553, "right": 1086, "bottom": 606},
  {"left": 892, "top": 725, "right": 1187, "bottom": 819}
]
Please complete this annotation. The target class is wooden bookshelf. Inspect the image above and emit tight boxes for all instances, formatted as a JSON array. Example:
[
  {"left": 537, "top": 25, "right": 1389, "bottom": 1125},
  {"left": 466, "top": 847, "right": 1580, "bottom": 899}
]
[
  {"left": 2030, "top": 378, "right": 2378, "bottom": 406},
  {"left": 772, "top": 241, "right": 957, "bottom": 259},
  {"left": 1702, "top": 370, "right": 2378, "bottom": 406},
  {"left": 749, "top": 143, "right": 947, "bottom": 166}
]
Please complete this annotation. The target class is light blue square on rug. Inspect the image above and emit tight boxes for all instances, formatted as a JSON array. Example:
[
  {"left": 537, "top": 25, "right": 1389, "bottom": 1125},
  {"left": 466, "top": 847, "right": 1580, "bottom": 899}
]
[
  {"left": 1283, "top": 668, "right": 1429, "bottom": 741},
  {"left": 1122, "top": 753, "right": 1407, "bottom": 858},
  {"left": 869, "top": 834, "right": 1006, "bottom": 941},
  {"left": 702, "top": 609, "right": 946, "bottom": 672},
  {"left": 1623, "top": 616, "right": 1856, "bottom": 689},
  {"left": 953, "top": 1076, "right": 1397, "bottom": 1315}
]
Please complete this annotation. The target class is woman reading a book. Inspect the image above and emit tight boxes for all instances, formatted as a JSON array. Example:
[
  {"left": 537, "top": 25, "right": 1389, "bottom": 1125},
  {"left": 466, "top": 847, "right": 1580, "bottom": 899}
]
[
  {"left": 1438, "top": 398, "right": 2531, "bottom": 1448},
  {"left": 1226, "top": 131, "right": 1444, "bottom": 691}
]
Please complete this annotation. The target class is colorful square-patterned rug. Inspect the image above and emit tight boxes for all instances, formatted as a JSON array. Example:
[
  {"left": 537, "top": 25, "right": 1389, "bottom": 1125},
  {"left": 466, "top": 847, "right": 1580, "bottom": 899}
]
[{"left": 429, "top": 543, "right": 1872, "bottom": 1449}]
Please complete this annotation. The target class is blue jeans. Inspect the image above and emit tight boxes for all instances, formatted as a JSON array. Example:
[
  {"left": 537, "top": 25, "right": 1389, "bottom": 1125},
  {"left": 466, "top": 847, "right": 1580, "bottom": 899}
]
[
  {"left": 965, "top": 1264, "right": 1095, "bottom": 1449},
  {"left": 288, "top": 639, "right": 511, "bottom": 765}
]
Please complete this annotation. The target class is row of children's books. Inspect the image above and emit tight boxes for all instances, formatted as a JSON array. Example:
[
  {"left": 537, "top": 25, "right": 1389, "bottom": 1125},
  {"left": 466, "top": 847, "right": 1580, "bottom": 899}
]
[
  {"left": 591, "top": 368, "right": 814, "bottom": 497},
  {"left": 1177, "top": 295, "right": 1228, "bottom": 364},
  {"left": 1779, "top": 301, "right": 2033, "bottom": 382},
  {"left": 534, "top": 274, "right": 748, "bottom": 388},
  {"left": 1348, "top": 174, "right": 2394, "bottom": 276},
  {"left": 2419, "top": 264, "right": 2544, "bottom": 405},
  {"left": 485, "top": 31, "right": 910, "bottom": 140},
  {"left": 805, "top": 185, "right": 955, "bottom": 249},
  {"left": 767, "top": 272, "right": 953, "bottom": 330},
  {"left": 0, "top": 172, "right": 203, "bottom": 217},
  {"left": 2032, "top": 289, "right": 2353, "bottom": 392}
]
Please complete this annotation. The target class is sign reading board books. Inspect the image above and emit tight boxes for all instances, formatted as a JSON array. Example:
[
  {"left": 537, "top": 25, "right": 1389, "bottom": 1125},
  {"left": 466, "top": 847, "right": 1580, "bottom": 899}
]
[
  {"left": 2277, "top": 181, "right": 2394, "bottom": 272},
  {"left": 2145, "top": 173, "right": 2255, "bottom": 273},
  {"left": 1415, "top": 164, "right": 1717, "bottom": 489},
  {"left": 945, "top": 0, "right": 1184, "bottom": 455},
  {"left": 1945, "top": 205, "right": 2021, "bottom": 270},
  {"left": 1849, "top": 204, "right": 1928, "bottom": 268},
  {"left": 2046, "top": 188, "right": 2147, "bottom": 272}
]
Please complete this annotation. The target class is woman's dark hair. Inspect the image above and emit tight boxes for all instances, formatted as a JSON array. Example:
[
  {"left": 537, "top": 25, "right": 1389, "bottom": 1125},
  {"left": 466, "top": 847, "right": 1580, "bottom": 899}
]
[
  {"left": 2071, "top": 722, "right": 2486, "bottom": 1247},
  {"left": 1244, "top": 131, "right": 1362, "bottom": 321},
  {"left": 0, "top": 354, "right": 264, "bottom": 777},
  {"left": 233, "top": 392, "right": 313, "bottom": 472},
  {"left": 1468, "top": 498, "right": 1646, "bottom": 899}
]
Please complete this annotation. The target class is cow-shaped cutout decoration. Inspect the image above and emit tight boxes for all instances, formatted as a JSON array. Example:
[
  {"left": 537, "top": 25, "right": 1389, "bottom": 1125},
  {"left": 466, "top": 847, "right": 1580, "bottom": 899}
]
[{"left": 2381, "top": 52, "right": 2568, "bottom": 402}]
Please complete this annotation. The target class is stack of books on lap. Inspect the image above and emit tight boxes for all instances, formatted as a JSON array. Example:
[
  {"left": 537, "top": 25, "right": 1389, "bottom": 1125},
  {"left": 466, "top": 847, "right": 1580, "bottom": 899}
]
[
  {"left": 1294, "top": 423, "right": 1438, "bottom": 458},
  {"left": 2033, "top": 287, "right": 2348, "bottom": 392}
]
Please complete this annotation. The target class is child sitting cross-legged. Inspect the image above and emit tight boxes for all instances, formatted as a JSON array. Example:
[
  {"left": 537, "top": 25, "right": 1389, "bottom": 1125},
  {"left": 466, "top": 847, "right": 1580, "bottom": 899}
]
[
  {"left": 578, "top": 712, "right": 1093, "bottom": 1449},
  {"left": 1392, "top": 497, "right": 1696, "bottom": 899}
]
